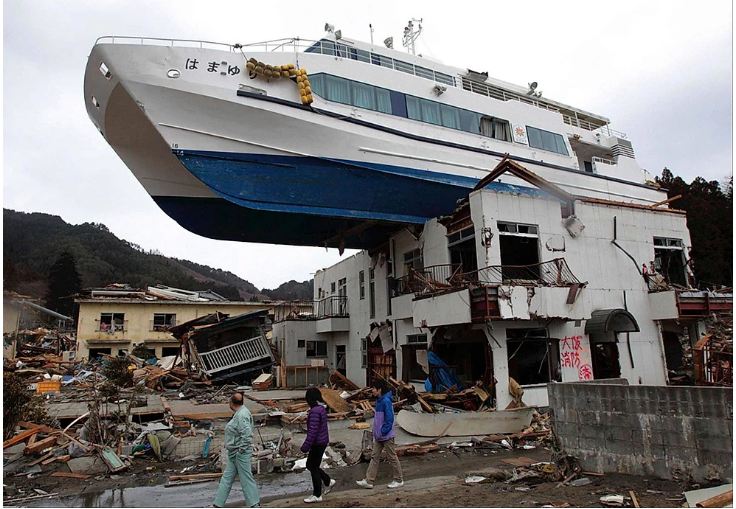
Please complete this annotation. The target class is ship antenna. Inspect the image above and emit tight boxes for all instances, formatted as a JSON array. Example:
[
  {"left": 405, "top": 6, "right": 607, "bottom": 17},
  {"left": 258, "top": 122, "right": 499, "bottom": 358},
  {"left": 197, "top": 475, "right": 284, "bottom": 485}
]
[
  {"left": 402, "top": 18, "right": 423, "bottom": 55},
  {"left": 369, "top": 23, "right": 374, "bottom": 45}
]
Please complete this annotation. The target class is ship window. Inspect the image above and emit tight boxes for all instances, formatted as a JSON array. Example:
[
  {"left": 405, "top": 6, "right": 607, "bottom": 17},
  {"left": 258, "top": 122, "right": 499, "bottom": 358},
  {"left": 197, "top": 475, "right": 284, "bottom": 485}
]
[
  {"left": 99, "top": 62, "right": 111, "bottom": 79},
  {"left": 91, "top": 96, "right": 100, "bottom": 109},
  {"left": 322, "top": 75, "right": 351, "bottom": 104},
  {"left": 526, "top": 126, "right": 569, "bottom": 156},
  {"left": 415, "top": 65, "right": 435, "bottom": 80},
  {"left": 434, "top": 71, "right": 456, "bottom": 87},
  {"left": 440, "top": 104, "right": 460, "bottom": 129},
  {"left": 394, "top": 60, "right": 415, "bottom": 74},
  {"left": 376, "top": 88, "right": 392, "bottom": 114},
  {"left": 459, "top": 110, "right": 481, "bottom": 134},
  {"left": 352, "top": 81, "right": 376, "bottom": 109},
  {"left": 480, "top": 116, "right": 512, "bottom": 142}
]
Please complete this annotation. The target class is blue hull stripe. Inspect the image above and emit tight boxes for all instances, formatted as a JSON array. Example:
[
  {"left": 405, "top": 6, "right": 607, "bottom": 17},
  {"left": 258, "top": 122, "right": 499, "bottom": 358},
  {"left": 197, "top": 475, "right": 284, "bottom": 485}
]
[{"left": 175, "top": 150, "right": 548, "bottom": 223}]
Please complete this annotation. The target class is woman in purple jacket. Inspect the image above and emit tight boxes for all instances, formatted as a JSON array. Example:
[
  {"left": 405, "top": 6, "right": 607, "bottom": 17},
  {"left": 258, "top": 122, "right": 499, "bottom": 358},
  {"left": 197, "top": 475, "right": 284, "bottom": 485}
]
[{"left": 301, "top": 387, "right": 335, "bottom": 503}]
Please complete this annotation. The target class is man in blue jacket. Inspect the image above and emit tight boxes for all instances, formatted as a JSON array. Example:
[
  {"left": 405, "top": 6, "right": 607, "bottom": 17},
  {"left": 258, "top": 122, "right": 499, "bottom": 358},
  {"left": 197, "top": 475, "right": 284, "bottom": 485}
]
[{"left": 356, "top": 379, "right": 404, "bottom": 489}]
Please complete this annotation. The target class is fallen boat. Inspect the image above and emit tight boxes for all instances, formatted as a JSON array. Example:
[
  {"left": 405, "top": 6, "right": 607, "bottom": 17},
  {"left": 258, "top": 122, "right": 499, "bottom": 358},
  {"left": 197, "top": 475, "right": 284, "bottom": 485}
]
[{"left": 396, "top": 407, "right": 535, "bottom": 437}]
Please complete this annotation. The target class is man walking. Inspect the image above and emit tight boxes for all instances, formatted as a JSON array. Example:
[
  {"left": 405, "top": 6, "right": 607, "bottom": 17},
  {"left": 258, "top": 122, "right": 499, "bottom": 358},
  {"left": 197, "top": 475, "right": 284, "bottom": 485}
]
[
  {"left": 214, "top": 392, "right": 260, "bottom": 507},
  {"left": 356, "top": 379, "right": 404, "bottom": 489}
]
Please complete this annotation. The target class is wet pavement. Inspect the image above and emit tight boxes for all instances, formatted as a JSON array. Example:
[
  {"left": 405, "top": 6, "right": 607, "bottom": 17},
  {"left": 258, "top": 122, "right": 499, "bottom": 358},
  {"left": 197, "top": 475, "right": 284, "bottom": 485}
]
[{"left": 17, "top": 471, "right": 314, "bottom": 508}]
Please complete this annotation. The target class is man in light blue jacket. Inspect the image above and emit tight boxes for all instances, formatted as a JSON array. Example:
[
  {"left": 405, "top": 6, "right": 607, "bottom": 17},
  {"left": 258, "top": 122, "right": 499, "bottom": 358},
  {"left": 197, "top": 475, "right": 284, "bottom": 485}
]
[
  {"left": 213, "top": 392, "right": 260, "bottom": 507},
  {"left": 356, "top": 379, "right": 404, "bottom": 489}
]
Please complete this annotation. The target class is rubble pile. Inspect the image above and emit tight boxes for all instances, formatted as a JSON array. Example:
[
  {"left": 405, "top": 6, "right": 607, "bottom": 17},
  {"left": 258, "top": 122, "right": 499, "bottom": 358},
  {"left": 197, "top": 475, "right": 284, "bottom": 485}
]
[{"left": 694, "top": 314, "right": 733, "bottom": 386}]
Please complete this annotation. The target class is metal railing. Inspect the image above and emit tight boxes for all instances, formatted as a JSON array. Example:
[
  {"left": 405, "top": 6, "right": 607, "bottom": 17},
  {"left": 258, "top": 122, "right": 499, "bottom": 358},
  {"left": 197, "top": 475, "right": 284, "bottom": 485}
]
[
  {"left": 394, "top": 264, "right": 463, "bottom": 296},
  {"left": 461, "top": 77, "right": 560, "bottom": 113},
  {"left": 198, "top": 335, "right": 272, "bottom": 375},
  {"left": 315, "top": 296, "right": 349, "bottom": 318},
  {"left": 563, "top": 115, "right": 628, "bottom": 139},
  {"left": 461, "top": 258, "right": 581, "bottom": 287}
]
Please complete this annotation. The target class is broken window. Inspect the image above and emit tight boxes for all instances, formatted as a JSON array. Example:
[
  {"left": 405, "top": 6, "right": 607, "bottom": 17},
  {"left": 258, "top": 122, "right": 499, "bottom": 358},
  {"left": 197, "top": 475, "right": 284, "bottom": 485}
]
[
  {"left": 162, "top": 347, "right": 179, "bottom": 357},
  {"left": 152, "top": 313, "right": 176, "bottom": 331},
  {"left": 359, "top": 270, "right": 365, "bottom": 300},
  {"left": 330, "top": 282, "right": 336, "bottom": 294},
  {"left": 99, "top": 312, "right": 125, "bottom": 332},
  {"left": 590, "top": 342, "right": 621, "bottom": 379},
  {"left": 361, "top": 338, "right": 368, "bottom": 368},
  {"left": 335, "top": 345, "right": 347, "bottom": 375},
  {"left": 297, "top": 339, "right": 306, "bottom": 348},
  {"left": 369, "top": 268, "right": 376, "bottom": 319},
  {"left": 506, "top": 328, "right": 561, "bottom": 385},
  {"left": 403, "top": 248, "right": 424, "bottom": 274},
  {"left": 402, "top": 340, "right": 428, "bottom": 382},
  {"left": 653, "top": 237, "right": 687, "bottom": 287},
  {"left": 88, "top": 348, "right": 112, "bottom": 359},
  {"left": 306, "top": 340, "right": 327, "bottom": 358},
  {"left": 448, "top": 226, "right": 478, "bottom": 272},
  {"left": 498, "top": 222, "right": 540, "bottom": 281}
]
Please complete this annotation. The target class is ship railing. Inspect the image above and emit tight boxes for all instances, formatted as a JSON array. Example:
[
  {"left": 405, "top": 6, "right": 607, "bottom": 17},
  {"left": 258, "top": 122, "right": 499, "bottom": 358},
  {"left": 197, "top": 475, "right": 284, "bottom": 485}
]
[
  {"left": 94, "top": 35, "right": 322, "bottom": 53},
  {"left": 563, "top": 114, "right": 628, "bottom": 139}
]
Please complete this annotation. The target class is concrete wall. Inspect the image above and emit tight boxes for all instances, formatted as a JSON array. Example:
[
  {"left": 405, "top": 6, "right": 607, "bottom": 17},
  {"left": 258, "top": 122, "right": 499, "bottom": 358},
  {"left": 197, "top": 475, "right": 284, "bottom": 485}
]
[
  {"left": 76, "top": 301, "right": 269, "bottom": 359},
  {"left": 3, "top": 301, "right": 21, "bottom": 335},
  {"left": 548, "top": 381, "right": 733, "bottom": 482}
]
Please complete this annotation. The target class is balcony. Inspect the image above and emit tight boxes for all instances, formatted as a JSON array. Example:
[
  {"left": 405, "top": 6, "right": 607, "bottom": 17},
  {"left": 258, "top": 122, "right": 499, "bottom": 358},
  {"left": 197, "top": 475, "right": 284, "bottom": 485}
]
[
  {"left": 649, "top": 288, "right": 733, "bottom": 320},
  {"left": 402, "top": 259, "right": 586, "bottom": 324},
  {"left": 315, "top": 296, "right": 349, "bottom": 333}
]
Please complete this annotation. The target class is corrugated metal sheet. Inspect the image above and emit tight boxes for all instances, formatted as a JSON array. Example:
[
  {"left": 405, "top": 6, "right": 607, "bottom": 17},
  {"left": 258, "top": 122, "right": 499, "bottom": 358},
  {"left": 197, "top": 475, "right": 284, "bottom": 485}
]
[{"left": 585, "top": 308, "right": 639, "bottom": 338}]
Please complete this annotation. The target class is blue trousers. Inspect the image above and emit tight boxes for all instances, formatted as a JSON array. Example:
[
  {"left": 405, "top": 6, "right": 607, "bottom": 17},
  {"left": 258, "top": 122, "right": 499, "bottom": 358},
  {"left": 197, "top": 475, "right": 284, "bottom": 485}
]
[{"left": 214, "top": 451, "right": 259, "bottom": 507}]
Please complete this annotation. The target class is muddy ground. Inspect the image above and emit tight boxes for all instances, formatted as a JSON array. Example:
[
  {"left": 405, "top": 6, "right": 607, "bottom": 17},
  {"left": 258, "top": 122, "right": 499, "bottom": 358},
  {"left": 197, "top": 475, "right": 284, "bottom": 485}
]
[{"left": 6, "top": 444, "right": 703, "bottom": 507}]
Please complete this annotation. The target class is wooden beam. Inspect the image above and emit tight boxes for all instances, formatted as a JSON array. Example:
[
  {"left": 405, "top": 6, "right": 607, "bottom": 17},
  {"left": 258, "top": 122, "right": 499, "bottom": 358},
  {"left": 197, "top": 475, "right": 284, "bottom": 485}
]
[
  {"left": 696, "top": 490, "right": 732, "bottom": 508},
  {"left": 4, "top": 428, "right": 40, "bottom": 449},
  {"left": 648, "top": 194, "right": 682, "bottom": 208},
  {"left": 24, "top": 436, "right": 57, "bottom": 455},
  {"left": 50, "top": 472, "right": 90, "bottom": 480}
]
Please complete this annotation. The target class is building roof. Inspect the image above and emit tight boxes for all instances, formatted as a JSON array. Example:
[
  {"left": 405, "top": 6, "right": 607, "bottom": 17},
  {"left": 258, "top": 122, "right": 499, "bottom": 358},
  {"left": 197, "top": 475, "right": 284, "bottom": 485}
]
[{"left": 74, "top": 284, "right": 264, "bottom": 305}]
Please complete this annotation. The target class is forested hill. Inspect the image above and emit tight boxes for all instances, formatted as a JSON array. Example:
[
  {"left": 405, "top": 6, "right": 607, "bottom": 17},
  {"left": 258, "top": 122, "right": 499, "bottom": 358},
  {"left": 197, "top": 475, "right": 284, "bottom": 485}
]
[{"left": 3, "top": 209, "right": 313, "bottom": 302}]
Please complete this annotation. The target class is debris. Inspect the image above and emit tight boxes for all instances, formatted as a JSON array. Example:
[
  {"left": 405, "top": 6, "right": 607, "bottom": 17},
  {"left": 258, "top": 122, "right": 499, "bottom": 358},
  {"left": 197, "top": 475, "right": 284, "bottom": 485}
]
[
  {"left": 252, "top": 373, "right": 273, "bottom": 391},
  {"left": 349, "top": 422, "right": 370, "bottom": 430},
  {"left": 396, "top": 407, "right": 535, "bottom": 437},
  {"left": 599, "top": 495, "right": 625, "bottom": 507},
  {"left": 23, "top": 436, "right": 57, "bottom": 455},
  {"left": 51, "top": 471, "right": 91, "bottom": 480},
  {"left": 502, "top": 457, "right": 537, "bottom": 467},
  {"left": 319, "top": 387, "right": 351, "bottom": 413},
  {"left": 465, "top": 475, "right": 488, "bottom": 484},
  {"left": 67, "top": 456, "right": 107, "bottom": 475},
  {"left": 684, "top": 484, "right": 733, "bottom": 508},
  {"left": 629, "top": 490, "right": 640, "bottom": 508},
  {"left": 100, "top": 447, "right": 127, "bottom": 473},
  {"left": 570, "top": 477, "right": 592, "bottom": 487}
]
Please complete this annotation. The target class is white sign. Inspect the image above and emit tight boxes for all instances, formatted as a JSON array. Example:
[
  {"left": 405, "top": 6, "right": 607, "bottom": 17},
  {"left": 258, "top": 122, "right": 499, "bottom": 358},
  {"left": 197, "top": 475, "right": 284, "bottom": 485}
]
[{"left": 512, "top": 124, "right": 528, "bottom": 144}]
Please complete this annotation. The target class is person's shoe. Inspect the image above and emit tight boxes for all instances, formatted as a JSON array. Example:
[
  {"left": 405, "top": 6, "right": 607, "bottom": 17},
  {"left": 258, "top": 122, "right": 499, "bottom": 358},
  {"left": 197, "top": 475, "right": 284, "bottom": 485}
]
[
  {"left": 355, "top": 479, "right": 374, "bottom": 489},
  {"left": 388, "top": 480, "right": 404, "bottom": 489},
  {"left": 304, "top": 495, "right": 322, "bottom": 503},
  {"left": 324, "top": 479, "right": 336, "bottom": 494}
]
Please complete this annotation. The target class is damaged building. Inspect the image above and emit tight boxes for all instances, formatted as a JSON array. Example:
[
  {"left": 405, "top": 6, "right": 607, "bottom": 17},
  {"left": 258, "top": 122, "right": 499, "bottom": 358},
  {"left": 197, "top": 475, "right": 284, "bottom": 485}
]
[
  {"left": 73, "top": 284, "right": 300, "bottom": 361},
  {"left": 272, "top": 159, "right": 732, "bottom": 405}
]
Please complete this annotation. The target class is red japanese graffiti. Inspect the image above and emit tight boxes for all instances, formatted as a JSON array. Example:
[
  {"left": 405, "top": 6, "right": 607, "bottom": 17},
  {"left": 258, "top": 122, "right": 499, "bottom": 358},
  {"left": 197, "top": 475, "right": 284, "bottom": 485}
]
[
  {"left": 578, "top": 364, "right": 593, "bottom": 380},
  {"left": 560, "top": 335, "right": 583, "bottom": 369}
]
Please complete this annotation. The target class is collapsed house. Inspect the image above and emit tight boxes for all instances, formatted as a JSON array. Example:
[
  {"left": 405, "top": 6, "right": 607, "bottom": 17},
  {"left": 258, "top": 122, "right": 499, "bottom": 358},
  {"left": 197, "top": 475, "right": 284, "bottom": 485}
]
[
  {"left": 170, "top": 310, "right": 275, "bottom": 383},
  {"left": 272, "top": 159, "right": 732, "bottom": 406}
]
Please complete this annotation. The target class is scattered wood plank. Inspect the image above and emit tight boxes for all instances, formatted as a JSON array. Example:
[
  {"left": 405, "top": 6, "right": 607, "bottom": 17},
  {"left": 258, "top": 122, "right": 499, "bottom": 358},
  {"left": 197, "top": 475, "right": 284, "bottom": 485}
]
[
  {"left": 4, "top": 428, "right": 40, "bottom": 449},
  {"left": 319, "top": 388, "right": 351, "bottom": 413},
  {"left": 24, "top": 436, "right": 57, "bottom": 455},
  {"left": 50, "top": 471, "right": 91, "bottom": 480},
  {"left": 27, "top": 452, "right": 54, "bottom": 467},
  {"left": 329, "top": 370, "right": 360, "bottom": 391},
  {"left": 629, "top": 490, "right": 640, "bottom": 508},
  {"left": 696, "top": 490, "right": 732, "bottom": 508}
]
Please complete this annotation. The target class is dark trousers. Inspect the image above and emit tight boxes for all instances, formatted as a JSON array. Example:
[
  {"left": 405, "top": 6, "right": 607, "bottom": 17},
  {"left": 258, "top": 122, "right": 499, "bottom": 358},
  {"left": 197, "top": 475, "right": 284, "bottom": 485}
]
[{"left": 306, "top": 444, "right": 331, "bottom": 497}]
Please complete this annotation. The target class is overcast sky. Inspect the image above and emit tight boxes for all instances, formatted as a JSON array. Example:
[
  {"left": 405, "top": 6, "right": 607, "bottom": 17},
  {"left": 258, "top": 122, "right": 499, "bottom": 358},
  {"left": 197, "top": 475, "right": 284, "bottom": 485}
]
[{"left": 3, "top": 1, "right": 732, "bottom": 289}]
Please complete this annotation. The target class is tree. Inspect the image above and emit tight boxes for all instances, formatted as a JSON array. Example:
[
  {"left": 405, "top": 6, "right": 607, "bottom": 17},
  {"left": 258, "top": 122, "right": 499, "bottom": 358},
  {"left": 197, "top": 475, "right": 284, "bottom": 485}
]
[
  {"left": 656, "top": 169, "right": 733, "bottom": 288},
  {"left": 45, "top": 251, "right": 82, "bottom": 316}
]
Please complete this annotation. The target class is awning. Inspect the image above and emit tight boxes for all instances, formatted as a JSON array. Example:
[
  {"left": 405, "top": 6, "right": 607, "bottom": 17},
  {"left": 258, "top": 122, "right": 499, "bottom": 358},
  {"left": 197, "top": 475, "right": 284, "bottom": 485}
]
[{"left": 585, "top": 308, "right": 639, "bottom": 340}]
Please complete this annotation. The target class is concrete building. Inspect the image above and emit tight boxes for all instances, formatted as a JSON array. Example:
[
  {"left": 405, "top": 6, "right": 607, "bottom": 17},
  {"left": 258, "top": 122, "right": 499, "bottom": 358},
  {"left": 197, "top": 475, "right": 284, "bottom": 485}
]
[
  {"left": 74, "top": 284, "right": 280, "bottom": 360},
  {"left": 272, "top": 160, "right": 732, "bottom": 406}
]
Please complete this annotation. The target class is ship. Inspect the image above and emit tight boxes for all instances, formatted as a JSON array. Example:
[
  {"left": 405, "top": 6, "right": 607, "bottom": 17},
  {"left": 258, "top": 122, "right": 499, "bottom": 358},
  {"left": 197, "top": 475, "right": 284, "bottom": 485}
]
[{"left": 83, "top": 29, "right": 663, "bottom": 249}]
